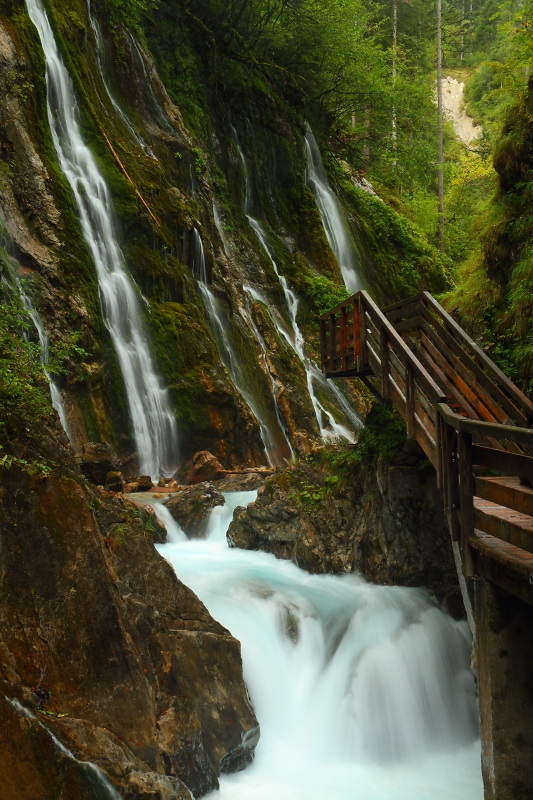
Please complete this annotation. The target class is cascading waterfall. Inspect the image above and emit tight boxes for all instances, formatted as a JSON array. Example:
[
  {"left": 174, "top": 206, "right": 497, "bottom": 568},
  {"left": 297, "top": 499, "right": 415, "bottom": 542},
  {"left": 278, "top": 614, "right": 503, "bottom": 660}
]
[
  {"left": 0, "top": 224, "right": 72, "bottom": 441},
  {"left": 26, "top": 0, "right": 178, "bottom": 478},
  {"left": 86, "top": 0, "right": 156, "bottom": 159},
  {"left": 192, "top": 230, "right": 292, "bottom": 466},
  {"left": 149, "top": 493, "right": 483, "bottom": 800},
  {"left": 231, "top": 129, "right": 359, "bottom": 440},
  {"left": 305, "top": 127, "right": 362, "bottom": 294}
]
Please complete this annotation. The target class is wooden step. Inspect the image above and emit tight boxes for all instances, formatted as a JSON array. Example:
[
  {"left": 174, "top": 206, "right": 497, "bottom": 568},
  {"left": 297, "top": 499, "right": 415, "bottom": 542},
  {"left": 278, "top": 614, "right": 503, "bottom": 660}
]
[
  {"left": 474, "top": 476, "right": 533, "bottom": 518},
  {"left": 474, "top": 497, "right": 533, "bottom": 554}
]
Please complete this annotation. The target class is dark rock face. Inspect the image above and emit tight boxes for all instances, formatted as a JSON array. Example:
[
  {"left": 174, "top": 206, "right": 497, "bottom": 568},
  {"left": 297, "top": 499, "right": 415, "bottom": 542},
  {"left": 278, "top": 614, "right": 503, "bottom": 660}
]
[
  {"left": 228, "top": 450, "right": 458, "bottom": 604},
  {"left": 0, "top": 431, "right": 259, "bottom": 799},
  {"left": 165, "top": 482, "right": 225, "bottom": 538},
  {"left": 79, "top": 441, "right": 120, "bottom": 486}
]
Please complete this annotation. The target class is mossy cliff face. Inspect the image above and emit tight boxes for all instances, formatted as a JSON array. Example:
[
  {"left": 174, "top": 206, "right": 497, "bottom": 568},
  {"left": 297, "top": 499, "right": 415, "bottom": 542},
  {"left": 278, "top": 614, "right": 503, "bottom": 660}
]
[
  {"left": 0, "top": 0, "right": 448, "bottom": 468},
  {"left": 0, "top": 419, "right": 259, "bottom": 799}
]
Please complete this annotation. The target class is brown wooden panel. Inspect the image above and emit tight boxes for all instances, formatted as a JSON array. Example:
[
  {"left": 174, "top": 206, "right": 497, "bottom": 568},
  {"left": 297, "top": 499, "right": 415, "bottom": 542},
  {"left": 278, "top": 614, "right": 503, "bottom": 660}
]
[
  {"left": 475, "top": 476, "right": 533, "bottom": 517},
  {"left": 472, "top": 445, "right": 533, "bottom": 480},
  {"left": 472, "top": 538, "right": 533, "bottom": 607},
  {"left": 474, "top": 502, "right": 533, "bottom": 554},
  {"left": 470, "top": 530, "right": 533, "bottom": 580}
]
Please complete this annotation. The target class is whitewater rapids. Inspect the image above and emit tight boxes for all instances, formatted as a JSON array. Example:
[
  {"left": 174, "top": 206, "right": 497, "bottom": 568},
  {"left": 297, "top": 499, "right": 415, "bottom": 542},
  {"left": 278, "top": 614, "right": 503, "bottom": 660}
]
[{"left": 153, "top": 492, "right": 483, "bottom": 800}]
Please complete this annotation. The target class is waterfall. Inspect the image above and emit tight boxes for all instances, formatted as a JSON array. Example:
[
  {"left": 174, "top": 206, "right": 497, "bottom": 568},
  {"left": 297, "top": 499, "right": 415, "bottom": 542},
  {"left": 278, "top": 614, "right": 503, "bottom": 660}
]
[
  {"left": 86, "top": 0, "right": 156, "bottom": 159},
  {"left": 0, "top": 223, "right": 72, "bottom": 441},
  {"left": 151, "top": 493, "right": 483, "bottom": 800},
  {"left": 231, "top": 129, "right": 359, "bottom": 441},
  {"left": 192, "top": 230, "right": 292, "bottom": 466},
  {"left": 7, "top": 698, "right": 122, "bottom": 799},
  {"left": 305, "top": 127, "right": 362, "bottom": 294},
  {"left": 26, "top": 0, "right": 178, "bottom": 478}
]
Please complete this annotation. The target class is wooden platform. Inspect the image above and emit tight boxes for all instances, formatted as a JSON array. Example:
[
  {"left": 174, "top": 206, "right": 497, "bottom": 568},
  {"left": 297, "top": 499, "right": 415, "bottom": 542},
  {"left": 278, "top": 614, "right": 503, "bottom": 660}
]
[{"left": 320, "top": 290, "right": 533, "bottom": 604}]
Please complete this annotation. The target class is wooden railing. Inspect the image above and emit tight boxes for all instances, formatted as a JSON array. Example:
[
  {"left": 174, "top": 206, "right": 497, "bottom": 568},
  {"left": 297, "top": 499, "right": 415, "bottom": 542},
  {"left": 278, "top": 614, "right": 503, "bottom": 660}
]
[{"left": 320, "top": 291, "right": 533, "bottom": 603}]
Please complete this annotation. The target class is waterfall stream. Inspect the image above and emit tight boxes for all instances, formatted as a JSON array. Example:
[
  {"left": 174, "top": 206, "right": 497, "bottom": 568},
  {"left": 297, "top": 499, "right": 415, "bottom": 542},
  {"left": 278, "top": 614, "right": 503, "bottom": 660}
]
[
  {"left": 86, "top": 0, "right": 156, "bottom": 159},
  {"left": 26, "top": 0, "right": 178, "bottom": 478},
  {"left": 232, "top": 131, "right": 360, "bottom": 441},
  {"left": 191, "top": 230, "right": 291, "bottom": 466},
  {"left": 0, "top": 224, "right": 72, "bottom": 441},
  {"left": 151, "top": 493, "right": 483, "bottom": 800},
  {"left": 305, "top": 127, "right": 362, "bottom": 294}
]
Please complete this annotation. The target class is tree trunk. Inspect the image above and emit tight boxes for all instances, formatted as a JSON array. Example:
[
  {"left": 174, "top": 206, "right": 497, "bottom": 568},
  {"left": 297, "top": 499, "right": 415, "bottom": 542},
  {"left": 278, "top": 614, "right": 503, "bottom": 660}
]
[{"left": 437, "top": 0, "right": 445, "bottom": 252}]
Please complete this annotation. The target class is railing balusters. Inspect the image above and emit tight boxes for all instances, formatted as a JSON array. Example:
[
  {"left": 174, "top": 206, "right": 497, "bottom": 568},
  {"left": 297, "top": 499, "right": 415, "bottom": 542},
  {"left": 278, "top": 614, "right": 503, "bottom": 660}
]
[
  {"left": 354, "top": 300, "right": 360, "bottom": 371},
  {"left": 329, "top": 313, "right": 336, "bottom": 371},
  {"left": 380, "top": 326, "right": 390, "bottom": 401},
  {"left": 406, "top": 364, "right": 416, "bottom": 439},
  {"left": 458, "top": 429, "right": 475, "bottom": 577},
  {"left": 341, "top": 306, "right": 348, "bottom": 371}
]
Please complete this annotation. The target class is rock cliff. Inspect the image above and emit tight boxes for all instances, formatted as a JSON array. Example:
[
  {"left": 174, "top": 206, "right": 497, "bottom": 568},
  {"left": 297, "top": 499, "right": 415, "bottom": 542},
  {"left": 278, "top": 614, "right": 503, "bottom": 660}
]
[
  {"left": 228, "top": 423, "right": 460, "bottom": 609},
  {"left": 0, "top": 420, "right": 259, "bottom": 799}
]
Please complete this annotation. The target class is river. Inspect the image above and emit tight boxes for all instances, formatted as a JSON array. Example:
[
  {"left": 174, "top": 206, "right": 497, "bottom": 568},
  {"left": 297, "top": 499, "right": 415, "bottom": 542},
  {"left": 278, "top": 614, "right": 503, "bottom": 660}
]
[{"left": 153, "top": 492, "right": 483, "bottom": 800}]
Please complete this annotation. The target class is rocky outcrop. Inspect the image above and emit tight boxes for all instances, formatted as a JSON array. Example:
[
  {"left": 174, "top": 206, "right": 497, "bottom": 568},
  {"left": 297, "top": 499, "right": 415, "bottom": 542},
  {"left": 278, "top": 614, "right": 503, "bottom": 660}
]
[
  {"left": 165, "top": 482, "right": 225, "bottom": 538},
  {"left": 79, "top": 441, "right": 120, "bottom": 485},
  {"left": 228, "top": 440, "right": 459, "bottom": 606},
  {"left": 174, "top": 450, "right": 227, "bottom": 485},
  {"left": 0, "top": 423, "right": 259, "bottom": 799}
]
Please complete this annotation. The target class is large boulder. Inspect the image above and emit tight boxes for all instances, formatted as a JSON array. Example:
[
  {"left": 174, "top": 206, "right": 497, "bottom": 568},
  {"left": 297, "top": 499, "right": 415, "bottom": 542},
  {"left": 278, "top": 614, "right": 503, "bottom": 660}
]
[
  {"left": 174, "top": 451, "right": 226, "bottom": 485},
  {"left": 165, "top": 483, "right": 225, "bottom": 538},
  {"left": 79, "top": 442, "right": 120, "bottom": 486}
]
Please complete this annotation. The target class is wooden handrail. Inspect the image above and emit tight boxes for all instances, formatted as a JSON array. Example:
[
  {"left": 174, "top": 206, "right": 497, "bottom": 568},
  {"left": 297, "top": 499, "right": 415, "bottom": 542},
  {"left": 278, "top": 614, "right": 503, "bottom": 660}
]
[{"left": 320, "top": 290, "right": 533, "bottom": 603}]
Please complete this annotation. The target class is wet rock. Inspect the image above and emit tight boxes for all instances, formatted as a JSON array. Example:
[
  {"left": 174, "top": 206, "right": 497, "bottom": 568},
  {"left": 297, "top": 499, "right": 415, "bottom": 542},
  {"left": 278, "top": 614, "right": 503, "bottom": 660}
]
[
  {"left": 174, "top": 451, "right": 226, "bottom": 485},
  {"left": 215, "top": 472, "right": 268, "bottom": 492},
  {"left": 165, "top": 483, "right": 225, "bottom": 538},
  {"left": 79, "top": 441, "right": 120, "bottom": 485},
  {"left": 134, "top": 475, "right": 154, "bottom": 492},
  {"left": 105, "top": 471, "right": 125, "bottom": 493},
  {"left": 0, "top": 431, "right": 259, "bottom": 798},
  {"left": 228, "top": 453, "right": 458, "bottom": 604}
]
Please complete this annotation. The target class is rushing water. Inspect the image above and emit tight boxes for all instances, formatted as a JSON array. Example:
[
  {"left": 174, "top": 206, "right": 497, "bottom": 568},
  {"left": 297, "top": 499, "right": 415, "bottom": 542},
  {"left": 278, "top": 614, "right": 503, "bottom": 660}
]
[
  {"left": 192, "top": 230, "right": 291, "bottom": 466},
  {"left": 86, "top": 0, "right": 156, "bottom": 159},
  {"left": 152, "top": 493, "right": 483, "bottom": 800},
  {"left": 0, "top": 223, "right": 72, "bottom": 440},
  {"left": 26, "top": 0, "right": 178, "bottom": 478},
  {"left": 305, "top": 127, "right": 362, "bottom": 294},
  {"left": 231, "top": 130, "right": 360, "bottom": 442}
]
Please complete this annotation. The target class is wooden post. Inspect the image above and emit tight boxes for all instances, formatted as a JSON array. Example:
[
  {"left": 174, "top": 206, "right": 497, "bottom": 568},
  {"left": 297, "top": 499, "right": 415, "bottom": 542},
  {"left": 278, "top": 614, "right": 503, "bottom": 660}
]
[
  {"left": 458, "top": 429, "right": 475, "bottom": 577},
  {"left": 406, "top": 364, "right": 416, "bottom": 439},
  {"left": 329, "top": 314, "right": 337, "bottom": 371},
  {"left": 380, "top": 325, "right": 390, "bottom": 400},
  {"left": 353, "top": 300, "right": 361, "bottom": 371},
  {"left": 359, "top": 296, "right": 367, "bottom": 367},
  {"left": 445, "top": 422, "right": 460, "bottom": 542},
  {"left": 341, "top": 306, "right": 348, "bottom": 371},
  {"left": 320, "top": 319, "right": 327, "bottom": 374}
]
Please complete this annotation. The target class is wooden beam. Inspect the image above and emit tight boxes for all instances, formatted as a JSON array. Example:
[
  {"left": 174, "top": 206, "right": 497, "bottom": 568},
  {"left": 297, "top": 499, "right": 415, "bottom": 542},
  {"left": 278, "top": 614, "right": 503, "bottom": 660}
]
[
  {"left": 475, "top": 476, "right": 533, "bottom": 518},
  {"left": 472, "top": 445, "right": 533, "bottom": 480},
  {"left": 459, "top": 429, "right": 475, "bottom": 576}
]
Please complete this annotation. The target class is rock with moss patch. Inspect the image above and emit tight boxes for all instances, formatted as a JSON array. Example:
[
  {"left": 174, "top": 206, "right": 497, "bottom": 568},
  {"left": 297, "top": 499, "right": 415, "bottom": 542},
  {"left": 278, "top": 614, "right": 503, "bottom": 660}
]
[{"left": 165, "top": 482, "right": 225, "bottom": 538}]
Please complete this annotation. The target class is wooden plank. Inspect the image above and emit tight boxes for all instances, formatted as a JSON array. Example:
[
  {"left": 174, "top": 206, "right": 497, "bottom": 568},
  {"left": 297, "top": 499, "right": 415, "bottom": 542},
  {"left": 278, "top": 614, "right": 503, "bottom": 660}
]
[
  {"left": 382, "top": 293, "right": 424, "bottom": 315},
  {"left": 329, "top": 314, "right": 337, "bottom": 367},
  {"left": 475, "top": 476, "right": 533, "bottom": 517},
  {"left": 360, "top": 298, "right": 368, "bottom": 366},
  {"left": 421, "top": 292, "right": 533, "bottom": 422},
  {"left": 472, "top": 445, "right": 533, "bottom": 480},
  {"left": 459, "top": 429, "right": 475, "bottom": 577},
  {"left": 353, "top": 301, "right": 360, "bottom": 370},
  {"left": 419, "top": 330, "right": 498, "bottom": 423},
  {"left": 380, "top": 327, "right": 390, "bottom": 401},
  {"left": 406, "top": 364, "right": 416, "bottom": 439},
  {"left": 418, "top": 304, "right": 529, "bottom": 427},
  {"left": 460, "top": 417, "right": 533, "bottom": 447},
  {"left": 416, "top": 342, "right": 478, "bottom": 419},
  {"left": 394, "top": 315, "right": 423, "bottom": 334},
  {"left": 386, "top": 303, "right": 421, "bottom": 324},
  {"left": 419, "top": 317, "right": 510, "bottom": 426},
  {"left": 472, "top": 533, "right": 533, "bottom": 607},
  {"left": 319, "top": 295, "right": 358, "bottom": 319},
  {"left": 360, "top": 291, "right": 446, "bottom": 403},
  {"left": 445, "top": 422, "right": 460, "bottom": 541},
  {"left": 474, "top": 501, "right": 533, "bottom": 554}
]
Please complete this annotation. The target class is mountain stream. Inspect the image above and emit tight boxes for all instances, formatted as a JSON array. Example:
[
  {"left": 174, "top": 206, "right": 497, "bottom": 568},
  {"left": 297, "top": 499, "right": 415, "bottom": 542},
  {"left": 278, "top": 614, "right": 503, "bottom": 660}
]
[{"left": 151, "top": 493, "right": 483, "bottom": 800}]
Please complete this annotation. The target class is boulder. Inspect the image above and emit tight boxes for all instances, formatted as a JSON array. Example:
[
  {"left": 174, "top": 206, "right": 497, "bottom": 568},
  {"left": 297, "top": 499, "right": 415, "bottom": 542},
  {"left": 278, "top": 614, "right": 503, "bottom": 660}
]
[
  {"left": 165, "top": 482, "right": 225, "bottom": 538},
  {"left": 105, "top": 471, "right": 124, "bottom": 493},
  {"left": 133, "top": 475, "right": 154, "bottom": 492},
  {"left": 215, "top": 472, "right": 267, "bottom": 492},
  {"left": 79, "top": 442, "right": 120, "bottom": 486},
  {"left": 174, "top": 451, "right": 226, "bottom": 485}
]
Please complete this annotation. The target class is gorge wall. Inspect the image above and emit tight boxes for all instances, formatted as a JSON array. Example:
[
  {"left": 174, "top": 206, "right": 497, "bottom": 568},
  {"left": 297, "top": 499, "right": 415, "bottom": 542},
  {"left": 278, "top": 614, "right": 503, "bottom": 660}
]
[{"left": 0, "top": 0, "right": 450, "bottom": 474}]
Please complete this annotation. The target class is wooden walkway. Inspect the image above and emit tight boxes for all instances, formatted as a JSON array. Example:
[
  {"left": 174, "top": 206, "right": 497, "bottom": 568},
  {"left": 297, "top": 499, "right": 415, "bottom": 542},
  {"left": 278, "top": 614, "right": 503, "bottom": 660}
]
[{"left": 320, "top": 290, "right": 533, "bottom": 605}]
